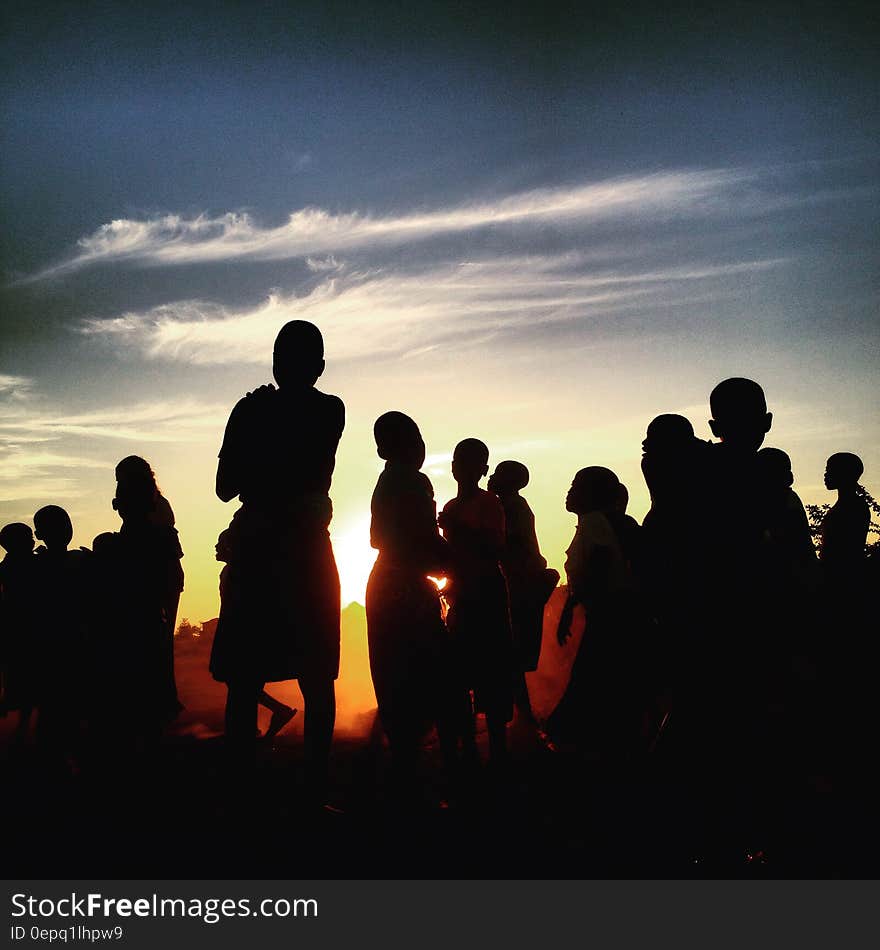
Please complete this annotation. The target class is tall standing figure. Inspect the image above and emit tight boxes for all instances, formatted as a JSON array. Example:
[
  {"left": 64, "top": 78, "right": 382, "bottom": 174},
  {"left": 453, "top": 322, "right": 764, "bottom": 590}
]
[
  {"left": 210, "top": 320, "right": 344, "bottom": 804},
  {"left": 115, "top": 456, "right": 184, "bottom": 719},
  {"left": 439, "top": 439, "right": 513, "bottom": 764},
  {"left": 366, "top": 411, "right": 453, "bottom": 799},
  {"left": 488, "top": 460, "right": 558, "bottom": 723}
]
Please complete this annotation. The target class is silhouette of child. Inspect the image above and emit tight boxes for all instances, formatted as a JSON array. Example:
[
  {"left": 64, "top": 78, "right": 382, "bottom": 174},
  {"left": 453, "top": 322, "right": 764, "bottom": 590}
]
[
  {"left": 755, "top": 448, "right": 816, "bottom": 584},
  {"left": 211, "top": 320, "right": 344, "bottom": 804},
  {"left": 547, "top": 467, "right": 640, "bottom": 759},
  {"left": 698, "top": 378, "right": 783, "bottom": 848},
  {"left": 819, "top": 453, "right": 869, "bottom": 578},
  {"left": 706, "top": 378, "right": 776, "bottom": 597},
  {"left": 115, "top": 456, "right": 183, "bottom": 716},
  {"left": 32, "top": 505, "right": 91, "bottom": 759},
  {"left": 215, "top": 529, "right": 296, "bottom": 740},
  {"left": 439, "top": 439, "right": 513, "bottom": 764},
  {"left": 641, "top": 414, "right": 703, "bottom": 523},
  {"left": 487, "top": 460, "right": 558, "bottom": 723},
  {"left": 96, "top": 464, "right": 185, "bottom": 738},
  {"left": 0, "top": 523, "right": 37, "bottom": 741},
  {"left": 638, "top": 415, "right": 715, "bottom": 747},
  {"left": 366, "top": 411, "right": 455, "bottom": 797},
  {"left": 818, "top": 453, "right": 872, "bottom": 772}
]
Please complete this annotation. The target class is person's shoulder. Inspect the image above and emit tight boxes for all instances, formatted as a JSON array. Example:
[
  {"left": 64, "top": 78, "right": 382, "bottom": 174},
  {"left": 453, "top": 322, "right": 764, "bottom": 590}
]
[
  {"left": 153, "top": 493, "right": 176, "bottom": 528},
  {"left": 441, "top": 496, "right": 458, "bottom": 515},
  {"left": 479, "top": 489, "right": 506, "bottom": 522},
  {"left": 147, "top": 524, "right": 184, "bottom": 559},
  {"left": 416, "top": 471, "right": 435, "bottom": 498},
  {"left": 312, "top": 389, "right": 345, "bottom": 421},
  {"left": 508, "top": 494, "right": 533, "bottom": 518}
]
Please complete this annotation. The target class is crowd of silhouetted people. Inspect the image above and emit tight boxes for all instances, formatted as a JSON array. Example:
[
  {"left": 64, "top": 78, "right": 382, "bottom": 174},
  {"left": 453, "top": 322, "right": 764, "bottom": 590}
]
[{"left": 1, "top": 321, "right": 875, "bottom": 849}]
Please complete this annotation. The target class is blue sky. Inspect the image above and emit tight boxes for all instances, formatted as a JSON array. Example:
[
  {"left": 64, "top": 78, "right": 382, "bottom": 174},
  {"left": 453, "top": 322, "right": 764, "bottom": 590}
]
[{"left": 1, "top": 1, "right": 878, "bottom": 615}]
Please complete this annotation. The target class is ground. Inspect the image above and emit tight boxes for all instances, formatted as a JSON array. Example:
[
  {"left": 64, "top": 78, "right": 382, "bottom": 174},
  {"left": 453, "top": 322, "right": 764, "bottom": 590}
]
[{"left": 3, "top": 600, "right": 878, "bottom": 878}]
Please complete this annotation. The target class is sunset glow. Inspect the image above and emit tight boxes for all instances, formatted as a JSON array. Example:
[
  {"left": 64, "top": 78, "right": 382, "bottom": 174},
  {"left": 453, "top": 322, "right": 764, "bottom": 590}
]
[{"left": 0, "top": 5, "right": 877, "bottom": 630}]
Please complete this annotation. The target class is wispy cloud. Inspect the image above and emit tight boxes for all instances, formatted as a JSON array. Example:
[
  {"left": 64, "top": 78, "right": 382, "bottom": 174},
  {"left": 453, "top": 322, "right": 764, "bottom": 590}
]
[
  {"left": 0, "top": 446, "right": 110, "bottom": 503},
  {"left": 33, "top": 168, "right": 769, "bottom": 278},
  {"left": 0, "top": 398, "right": 227, "bottom": 443},
  {"left": 79, "top": 254, "right": 786, "bottom": 364},
  {"left": 0, "top": 374, "right": 34, "bottom": 400}
]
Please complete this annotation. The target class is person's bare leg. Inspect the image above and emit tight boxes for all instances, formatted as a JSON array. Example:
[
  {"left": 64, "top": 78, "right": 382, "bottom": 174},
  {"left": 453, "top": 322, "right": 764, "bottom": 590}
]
[
  {"left": 225, "top": 680, "right": 261, "bottom": 755},
  {"left": 488, "top": 715, "right": 508, "bottom": 764},
  {"left": 258, "top": 690, "right": 297, "bottom": 739},
  {"left": 513, "top": 671, "right": 536, "bottom": 723}
]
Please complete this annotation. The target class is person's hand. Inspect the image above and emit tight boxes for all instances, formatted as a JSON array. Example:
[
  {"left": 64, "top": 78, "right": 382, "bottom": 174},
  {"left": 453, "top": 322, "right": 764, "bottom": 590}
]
[
  {"left": 246, "top": 383, "right": 276, "bottom": 399},
  {"left": 556, "top": 599, "right": 575, "bottom": 646}
]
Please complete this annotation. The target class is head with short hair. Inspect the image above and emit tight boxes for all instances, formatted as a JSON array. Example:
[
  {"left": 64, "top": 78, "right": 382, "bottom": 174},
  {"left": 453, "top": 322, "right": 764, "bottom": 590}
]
[
  {"left": 33, "top": 505, "right": 74, "bottom": 551},
  {"left": 566, "top": 466, "right": 621, "bottom": 515},
  {"left": 273, "top": 320, "right": 325, "bottom": 388},
  {"left": 0, "top": 522, "right": 35, "bottom": 556},
  {"left": 487, "top": 460, "right": 530, "bottom": 496},
  {"left": 709, "top": 378, "right": 772, "bottom": 452},
  {"left": 373, "top": 411, "right": 425, "bottom": 467},
  {"left": 215, "top": 528, "right": 233, "bottom": 563},
  {"left": 452, "top": 438, "right": 490, "bottom": 487},
  {"left": 757, "top": 447, "right": 794, "bottom": 490},
  {"left": 91, "top": 532, "right": 117, "bottom": 556},
  {"left": 824, "top": 452, "right": 864, "bottom": 490},
  {"left": 643, "top": 414, "right": 695, "bottom": 454}
]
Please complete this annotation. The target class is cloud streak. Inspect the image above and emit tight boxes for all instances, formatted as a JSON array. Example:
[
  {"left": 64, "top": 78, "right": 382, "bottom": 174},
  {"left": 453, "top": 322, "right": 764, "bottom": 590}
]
[
  {"left": 0, "top": 398, "right": 227, "bottom": 444},
  {"left": 34, "top": 168, "right": 770, "bottom": 278},
  {"left": 79, "top": 254, "right": 786, "bottom": 364}
]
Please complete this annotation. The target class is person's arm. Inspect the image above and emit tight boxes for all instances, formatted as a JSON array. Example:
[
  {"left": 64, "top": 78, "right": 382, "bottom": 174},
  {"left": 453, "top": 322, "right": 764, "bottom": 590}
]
[{"left": 215, "top": 399, "right": 249, "bottom": 502}]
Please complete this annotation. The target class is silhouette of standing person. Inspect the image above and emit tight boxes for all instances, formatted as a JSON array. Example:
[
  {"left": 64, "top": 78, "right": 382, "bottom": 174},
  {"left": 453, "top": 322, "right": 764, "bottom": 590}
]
[
  {"left": 817, "top": 452, "right": 870, "bottom": 776},
  {"left": 755, "top": 448, "right": 817, "bottom": 585},
  {"left": 115, "top": 456, "right": 184, "bottom": 717},
  {"left": 683, "top": 377, "right": 779, "bottom": 858},
  {"left": 31, "top": 506, "right": 91, "bottom": 761},
  {"left": 91, "top": 465, "right": 185, "bottom": 744},
  {"left": 487, "top": 461, "right": 558, "bottom": 723},
  {"left": 638, "top": 414, "right": 711, "bottom": 744},
  {"left": 439, "top": 439, "right": 514, "bottom": 766},
  {"left": 366, "top": 411, "right": 454, "bottom": 800},
  {"left": 0, "top": 523, "right": 37, "bottom": 743},
  {"left": 547, "top": 467, "right": 639, "bottom": 761},
  {"left": 819, "top": 453, "right": 869, "bottom": 580},
  {"left": 210, "top": 320, "right": 343, "bottom": 805}
]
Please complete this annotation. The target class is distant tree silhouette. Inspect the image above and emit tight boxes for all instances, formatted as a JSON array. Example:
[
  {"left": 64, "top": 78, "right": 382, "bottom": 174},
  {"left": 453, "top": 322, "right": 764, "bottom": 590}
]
[{"left": 175, "top": 618, "right": 200, "bottom": 640}]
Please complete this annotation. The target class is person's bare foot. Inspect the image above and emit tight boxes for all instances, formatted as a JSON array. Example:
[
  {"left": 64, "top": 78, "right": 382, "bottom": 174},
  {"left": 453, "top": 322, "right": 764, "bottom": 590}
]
[{"left": 265, "top": 706, "right": 297, "bottom": 740}]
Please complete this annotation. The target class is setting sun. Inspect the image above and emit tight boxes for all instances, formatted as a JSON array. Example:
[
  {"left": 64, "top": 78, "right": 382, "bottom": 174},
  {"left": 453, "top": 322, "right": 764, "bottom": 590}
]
[{"left": 331, "top": 512, "right": 378, "bottom": 606}]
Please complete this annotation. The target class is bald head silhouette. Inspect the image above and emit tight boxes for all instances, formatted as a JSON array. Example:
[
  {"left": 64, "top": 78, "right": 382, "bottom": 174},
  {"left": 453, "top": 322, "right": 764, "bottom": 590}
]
[
  {"left": 0, "top": 522, "right": 35, "bottom": 556},
  {"left": 825, "top": 452, "right": 864, "bottom": 490},
  {"left": 566, "top": 466, "right": 621, "bottom": 514},
  {"left": 273, "top": 320, "right": 325, "bottom": 389},
  {"left": 488, "top": 460, "right": 530, "bottom": 496},
  {"left": 709, "top": 377, "right": 772, "bottom": 452},
  {"left": 33, "top": 505, "right": 73, "bottom": 552}
]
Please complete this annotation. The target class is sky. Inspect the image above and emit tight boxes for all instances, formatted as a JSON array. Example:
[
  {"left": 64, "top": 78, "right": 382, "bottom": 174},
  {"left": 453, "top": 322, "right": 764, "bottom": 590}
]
[{"left": 1, "top": 1, "right": 878, "bottom": 623}]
